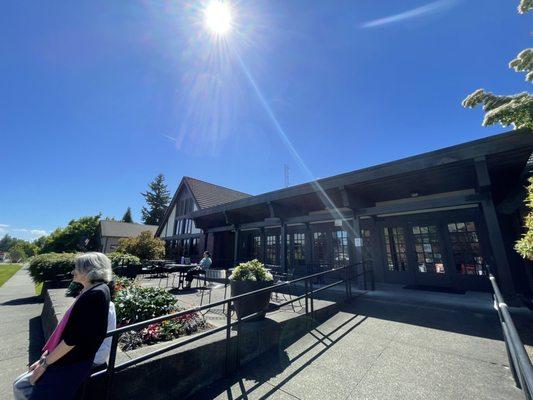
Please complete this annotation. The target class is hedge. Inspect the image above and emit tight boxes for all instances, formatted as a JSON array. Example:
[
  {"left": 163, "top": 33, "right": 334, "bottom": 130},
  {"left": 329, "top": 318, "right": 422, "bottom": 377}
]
[{"left": 28, "top": 253, "right": 76, "bottom": 283}]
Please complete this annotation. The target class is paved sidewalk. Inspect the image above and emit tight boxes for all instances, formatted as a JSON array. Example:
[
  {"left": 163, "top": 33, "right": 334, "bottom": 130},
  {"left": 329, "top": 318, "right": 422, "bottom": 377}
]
[
  {"left": 190, "top": 295, "right": 526, "bottom": 400},
  {"left": 0, "top": 265, "right": 44, "bottom": 395}
]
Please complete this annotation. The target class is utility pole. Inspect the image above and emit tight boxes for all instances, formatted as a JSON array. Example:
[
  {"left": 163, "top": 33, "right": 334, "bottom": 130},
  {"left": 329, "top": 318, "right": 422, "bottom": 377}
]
[{"left": 284, "top": 164, "right": 290, "bottom": 188}]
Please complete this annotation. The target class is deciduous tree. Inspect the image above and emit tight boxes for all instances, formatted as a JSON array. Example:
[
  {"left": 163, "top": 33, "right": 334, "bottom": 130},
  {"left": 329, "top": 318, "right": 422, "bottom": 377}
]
[{"left": 462, "top": 0, "right": 533, "bottom": 259}]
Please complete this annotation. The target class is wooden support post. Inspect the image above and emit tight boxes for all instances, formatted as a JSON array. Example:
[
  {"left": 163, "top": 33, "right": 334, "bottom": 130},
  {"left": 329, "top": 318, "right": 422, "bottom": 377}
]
[
  {"left": 475, "top": 157, "right": 515, "bottom": 295},
  {"left": 280, "top": 223, "right": 287, "bottom": 272},
  {"left": 233, "top": 227, "right": 240, "bottom": 266},
  {"left": 368, "top": 217, "right": 385, "bottom": 283},
  {"left": 260, "top": 228, "right": 266, "bottom": 263},
  {"left": 350, "top": 216, "right": 363, "bottom": 286}
]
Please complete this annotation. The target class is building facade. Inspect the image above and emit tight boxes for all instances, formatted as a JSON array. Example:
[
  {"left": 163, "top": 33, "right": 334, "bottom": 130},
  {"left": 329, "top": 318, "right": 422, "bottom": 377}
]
[
  {"left": 171, "top": 130, "right": 533, "bottom": 296},
  {"left": 98, "top": 221, "right": 158, "bottom": 253},
  {"left": 156, "top": 177, "right": 250, "bottom": 262}
]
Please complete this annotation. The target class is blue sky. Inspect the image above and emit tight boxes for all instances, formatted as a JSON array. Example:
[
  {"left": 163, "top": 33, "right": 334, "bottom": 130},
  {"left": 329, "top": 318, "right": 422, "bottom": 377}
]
[{"left": 0, "top": 0, "right": 530, "bottom": 241}]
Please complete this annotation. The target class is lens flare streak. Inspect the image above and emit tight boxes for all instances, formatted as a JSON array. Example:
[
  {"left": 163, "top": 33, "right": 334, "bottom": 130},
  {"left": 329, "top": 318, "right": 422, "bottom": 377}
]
[{"left": 233, "top": 49, "right": 357, "bottom": 236}]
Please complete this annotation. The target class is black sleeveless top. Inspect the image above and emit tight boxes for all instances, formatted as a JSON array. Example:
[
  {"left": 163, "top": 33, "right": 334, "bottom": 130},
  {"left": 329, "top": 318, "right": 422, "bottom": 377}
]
[{"left": 55, "top": 283, "right": 110, "bottom": 366}]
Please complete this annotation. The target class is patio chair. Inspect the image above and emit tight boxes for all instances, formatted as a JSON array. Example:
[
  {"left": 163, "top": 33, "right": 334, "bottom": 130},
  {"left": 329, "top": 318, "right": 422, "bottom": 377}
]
[
  {"left": 268, "top": 265, "right": 302, "bottom": 312},
  {"left": 198, "top": 269, "right": 233, "bottom": 316}
]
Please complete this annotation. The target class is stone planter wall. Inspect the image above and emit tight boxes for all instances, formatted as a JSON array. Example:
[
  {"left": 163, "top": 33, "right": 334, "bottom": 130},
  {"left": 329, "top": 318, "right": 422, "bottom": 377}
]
[{"left": 41, "top": 286, "right": 342, "bottom": 400}]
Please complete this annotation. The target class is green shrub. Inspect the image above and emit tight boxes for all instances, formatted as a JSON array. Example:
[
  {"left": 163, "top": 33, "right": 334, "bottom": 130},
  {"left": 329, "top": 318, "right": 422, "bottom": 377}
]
[
  {"left": 229, "top": 259, "right": 273, "bottom": 282},
  {"left": 28, "top": 253, "right": 76, "bottom": 283},
  {"left": 107, "top": 252, "right": 141, "bottom": 268},
  {"left": 114, "top": 286, "right": 177, "bottom": 326},
  {"left": 116, "top": 231, "right": 165, "bottom": 261}
]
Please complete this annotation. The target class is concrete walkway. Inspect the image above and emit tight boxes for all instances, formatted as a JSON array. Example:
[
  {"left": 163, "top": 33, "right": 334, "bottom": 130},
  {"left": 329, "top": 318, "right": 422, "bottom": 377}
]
[
  {"left": 190, "top": 294, "right": 526, "bottom": 400},
  {"left": 0, "top": 266, "right": 44, "bottom": 395}
]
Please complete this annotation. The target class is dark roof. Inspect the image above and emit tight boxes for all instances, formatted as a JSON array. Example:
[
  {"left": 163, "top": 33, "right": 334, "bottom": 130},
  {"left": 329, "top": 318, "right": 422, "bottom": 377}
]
[
  {"left": 155, "top": 177, "right": 252, "bottom": 236},
  {"left": 99, "top": 221, "right": 158, "bottom": 238},
  {"left": 191, "top": 128, "right": 533, "bottom": 219},
  {"left": 183, "top": 177, "right": 251, "bottom": 209}
]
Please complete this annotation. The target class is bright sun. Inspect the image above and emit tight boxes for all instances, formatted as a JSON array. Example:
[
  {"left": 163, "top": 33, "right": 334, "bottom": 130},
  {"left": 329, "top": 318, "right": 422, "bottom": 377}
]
[{"left": 204, "top": 1, "right": 232, "bottom": 35}]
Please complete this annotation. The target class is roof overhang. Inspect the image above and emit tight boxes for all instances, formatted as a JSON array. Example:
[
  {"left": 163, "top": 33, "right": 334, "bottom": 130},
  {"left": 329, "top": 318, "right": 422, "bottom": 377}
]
[{"left": 192, "top": 129, "right": 533, "bottom": 228}]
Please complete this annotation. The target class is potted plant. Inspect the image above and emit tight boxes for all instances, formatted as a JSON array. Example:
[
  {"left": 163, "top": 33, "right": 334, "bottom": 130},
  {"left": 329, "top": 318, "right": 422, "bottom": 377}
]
[
  {"left": 229, "top": 259, "right": 274, "bottom": 320},
  {"left": 108, "top": 252, "right": 141, "bottom": 279}
]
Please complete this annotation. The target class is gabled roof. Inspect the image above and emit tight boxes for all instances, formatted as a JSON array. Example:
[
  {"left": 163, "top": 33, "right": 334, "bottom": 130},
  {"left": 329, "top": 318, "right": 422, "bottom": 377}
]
[
  {"left": 183, "top": 177, "right": 251, "bottom": 209},
  {"left": 155, "top": 177, "right": 251, "bottom": 236},
  {"left": 100, "top": 220, "right": 158, "bottom": 238}
]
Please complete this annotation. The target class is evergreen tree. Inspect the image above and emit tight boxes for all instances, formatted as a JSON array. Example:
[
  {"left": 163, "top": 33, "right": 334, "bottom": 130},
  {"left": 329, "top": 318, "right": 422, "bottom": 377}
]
[
  {"left": 141, "top": 174, "right": 171, "bottom": 226},
  {"left": 462, "top": 0, "right": 533, "bottom": 259},
  {"left": 122, "top": 207, "right": 133, "bottom": 223}
]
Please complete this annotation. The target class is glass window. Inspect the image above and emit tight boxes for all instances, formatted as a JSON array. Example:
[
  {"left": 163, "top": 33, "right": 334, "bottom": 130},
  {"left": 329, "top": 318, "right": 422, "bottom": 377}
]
[
  {"left": 313, "top": 231, "right": 328, "bottom": 268},
  {"left": 383, "top": 227, "right": 408, "bottom": 271},
  {"left": 411, "top": 225, "right": 445, "bottom": 274},
  {"left": 332, "top": 230, "right": 349, "bottom": 265},
  {"left": 293, "top": 233, "right": 306, "bottom": 263},
  {"left": 251, "top": 235, "right": 261, "bottom": 259},
  {"left": 447, "top": 221, "right": 486, "bottom": 275},
  {"left": 266, "top": 235, "right": 278, "bottom": 265},
  {"left": 286, "top": 234, "right": 291, "bottom": 267},
  {"left": 361, "top": 228, "right": 373, "bottom": 267}
]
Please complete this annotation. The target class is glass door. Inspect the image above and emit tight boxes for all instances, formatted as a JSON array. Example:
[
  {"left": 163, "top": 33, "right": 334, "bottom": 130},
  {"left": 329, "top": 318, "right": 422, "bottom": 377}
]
[
  {"left": 382, "top": 225, "right": 411, "bottom": 284},
  {"left": 409, "top": 224, "right": 451, "bottom": 286}
]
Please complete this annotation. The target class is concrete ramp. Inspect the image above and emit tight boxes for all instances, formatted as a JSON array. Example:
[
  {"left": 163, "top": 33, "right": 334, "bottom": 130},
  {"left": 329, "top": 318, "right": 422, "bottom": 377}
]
[{"left": 190, "top": 295, "right": 526, "bottom": 400}]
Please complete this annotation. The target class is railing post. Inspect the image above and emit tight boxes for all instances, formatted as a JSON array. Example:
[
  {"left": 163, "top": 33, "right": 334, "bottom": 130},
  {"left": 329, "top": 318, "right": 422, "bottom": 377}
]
[
  {"left": 236, "top": 316, "right": 242, "bottom": 369},
  {"left": 310, "top": 279, "right": 314, "bottom": 322},
  {"left": 363, "top": 262, "right": 367, "bottom": 290},
  {"left": 105, "top": 333, "right": 119, "bottom": 400},
  {"left": 345, "top": 265, "right": 350, "bottom": 301},
  {"left": 494, "top": 294, "right": 520, "bottom": 387},
  {"left": 225, "top": 300, "right": 232, "bottom": 376},
  {"left": 349, "top": 264, "right": 353, "bottom": 298}
]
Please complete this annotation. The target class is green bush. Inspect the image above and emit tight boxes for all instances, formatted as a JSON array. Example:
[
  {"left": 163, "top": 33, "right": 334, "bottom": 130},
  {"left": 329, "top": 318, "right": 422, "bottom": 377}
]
[
  {"left": 28, "top": 253, "right": 76, "bottom": 283},
  {"left": 116, "top": 231, "right": 165, "bottom": 261},
  {"left": 229, "top": 259, "right": 273, "bottom": 282},
  {"left": 114, "top": 286, "right": 177, "bottom": 326},
  {"left": 107, "top": 252, "right": 141, "bottom": 268}
]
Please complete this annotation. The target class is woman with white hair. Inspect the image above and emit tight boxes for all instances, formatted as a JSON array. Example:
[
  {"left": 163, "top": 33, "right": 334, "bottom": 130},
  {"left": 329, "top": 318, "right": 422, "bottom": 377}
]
[{"left": 13, "top": 252, "right": 112, "bottom": 400}]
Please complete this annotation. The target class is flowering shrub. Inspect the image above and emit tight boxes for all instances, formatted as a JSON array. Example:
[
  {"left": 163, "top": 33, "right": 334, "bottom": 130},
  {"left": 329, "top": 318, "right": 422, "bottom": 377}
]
[
  {"left": 229, "top": 259, "right": 273, "bottom": 282},
  {"left": 114, "top": 286, "right": 176, "bottom": 326},
  {"left": 117, "top": 312, "right": 208, "bottom": 351},
  {"left": 65, "top": 275, "right": 209, "bottom": 351}
]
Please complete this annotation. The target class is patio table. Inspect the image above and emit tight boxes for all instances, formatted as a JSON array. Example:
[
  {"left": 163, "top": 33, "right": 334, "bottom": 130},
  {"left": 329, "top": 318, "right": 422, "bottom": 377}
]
[{"left": 163, "top": 263, "right": 198, "bottom": 290}]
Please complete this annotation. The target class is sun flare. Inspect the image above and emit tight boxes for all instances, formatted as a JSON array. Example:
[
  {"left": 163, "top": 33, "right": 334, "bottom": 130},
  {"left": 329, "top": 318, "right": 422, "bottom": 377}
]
[{"left": 204, "top": 1, "right": 232, "bottom": 35}]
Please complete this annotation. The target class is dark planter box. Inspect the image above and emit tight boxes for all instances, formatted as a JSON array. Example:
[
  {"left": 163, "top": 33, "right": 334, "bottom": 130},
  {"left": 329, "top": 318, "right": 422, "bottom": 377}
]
[
  {"left": 230, "top": 280, "right": 273, "bottom": 321},
  {"left": 114, "top": 264, "right": 141, "bottom": 279}
]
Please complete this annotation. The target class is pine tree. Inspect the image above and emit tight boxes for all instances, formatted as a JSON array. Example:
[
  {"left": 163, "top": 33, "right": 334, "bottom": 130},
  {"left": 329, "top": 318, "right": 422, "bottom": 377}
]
[
  {"left": 122, "top": 207, "right": 133, "bottom": 223},
  {"left": 141, "top": 174, "right": 171, "bottom": 226}
]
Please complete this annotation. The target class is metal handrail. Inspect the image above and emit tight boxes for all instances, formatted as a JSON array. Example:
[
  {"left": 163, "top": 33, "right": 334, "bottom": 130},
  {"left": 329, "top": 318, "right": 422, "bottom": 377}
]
[
  {"left": 487, "top": 267, "right": 533, "bottom": 400},
  {"left": 90, "top": 262, "right": 373, "bottom": 399}
]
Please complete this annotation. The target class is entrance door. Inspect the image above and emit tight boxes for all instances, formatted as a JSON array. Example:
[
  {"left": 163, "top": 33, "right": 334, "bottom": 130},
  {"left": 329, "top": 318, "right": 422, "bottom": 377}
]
[
  {"left": 409, "top": 223, "right": 452, "bottom": 287},
  {"left": 382, "top": 225, "right": 410, "bottom": 284}
]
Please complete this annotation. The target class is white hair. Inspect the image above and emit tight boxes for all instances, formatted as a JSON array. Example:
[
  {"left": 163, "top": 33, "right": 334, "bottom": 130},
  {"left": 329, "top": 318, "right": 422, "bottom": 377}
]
[{"left": 75, "top": 252, "right": 112, "bottom": 284}]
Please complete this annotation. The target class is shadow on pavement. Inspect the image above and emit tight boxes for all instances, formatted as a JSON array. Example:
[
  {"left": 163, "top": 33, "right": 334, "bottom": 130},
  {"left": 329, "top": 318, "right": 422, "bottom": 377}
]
[
  {"left": 342, "top": 296, "right": 509, "bottom": 342},
  {"left": 188, "top": 314, "right": 366, "bottom": 400},
  {"left": 28, "top": 316, "right": 44, "bottom": 365},
  {"left": 1, "top": 296, "right": 42, "bottom": 306}
]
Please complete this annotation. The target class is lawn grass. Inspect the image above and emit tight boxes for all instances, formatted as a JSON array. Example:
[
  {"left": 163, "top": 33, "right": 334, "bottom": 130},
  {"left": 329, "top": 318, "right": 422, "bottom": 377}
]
[
  {"left": 35, "top": 282, "right": 43, "bottom": 295},
  {"left": 0, "top": 263, "right": 22, "bottom": 287}
]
